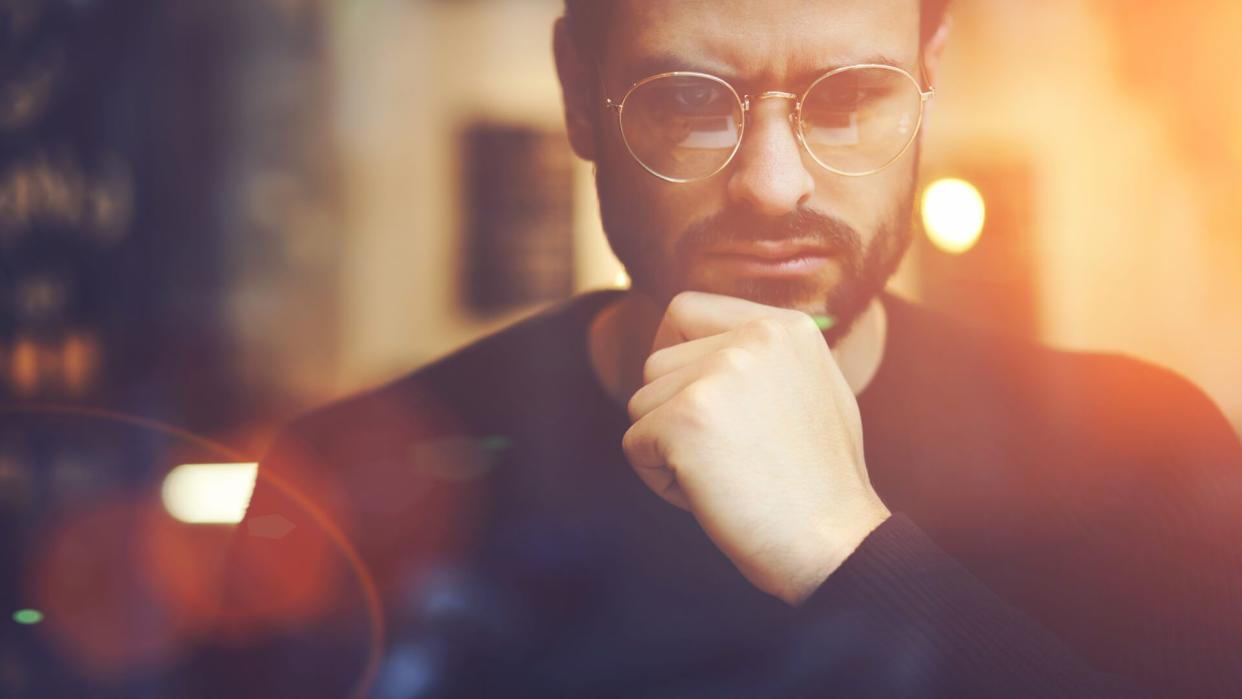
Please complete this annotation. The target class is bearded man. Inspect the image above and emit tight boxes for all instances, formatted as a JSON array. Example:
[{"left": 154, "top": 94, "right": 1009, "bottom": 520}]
[{"left": 202, "top": 2, "right": 1242, "bottom": 697}]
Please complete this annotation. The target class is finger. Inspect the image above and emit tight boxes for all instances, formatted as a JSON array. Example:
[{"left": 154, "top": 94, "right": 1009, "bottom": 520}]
[
  {"left": 648, "top": 474, "right": 692, "bottom": 510},
  {"left": 620, "top": 418, "right": 692, "bottom": 510},
  {"left": 632, "top": 345, "right": 754, "bottom": 421},
  {"left": 628, "top": 359, "right": 702, "bottom": 421},
  {"left": 652, "top": 291, "right": 805, "bottom": 352},
  {"left": 643, "top": 330, "right": 736, "bottom": 383},
  {"left": 621, "top": 405, "right": 671, "bottom": 474}
]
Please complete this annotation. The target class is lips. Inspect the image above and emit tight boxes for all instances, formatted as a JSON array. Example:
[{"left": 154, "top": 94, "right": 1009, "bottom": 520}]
[
  {"left": 702, "top": 239, "right": 834, "bottom": 262},
  {"left": 697, "top": 240, "right": 834, "bottom": 277}
]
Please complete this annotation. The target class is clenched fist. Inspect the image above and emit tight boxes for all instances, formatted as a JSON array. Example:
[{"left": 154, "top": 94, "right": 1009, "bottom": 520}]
[{"left": 622, "top": 291, "right": 890, "bottom": 605}]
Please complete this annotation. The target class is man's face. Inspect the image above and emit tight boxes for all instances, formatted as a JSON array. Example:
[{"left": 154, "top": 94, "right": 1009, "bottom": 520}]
[{"left": 591, "top": 0, "right": 924, "bottom": 337}]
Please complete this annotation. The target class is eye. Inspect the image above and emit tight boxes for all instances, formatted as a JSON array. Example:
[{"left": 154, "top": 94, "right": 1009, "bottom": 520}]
[
  {"left": 803, "top": 70, "right": 904, "bottom": 118},
  {"left": 673, "top": 83, "right": 720, "bottom": 108},
  {"left": 823, "top": 87, "right": 866, "bottom": 108},
  {"left": 648, "top": 79, "right": 732, "bottom": 117},
  {"left": 814, "top": 85, "right": 878, "bottom": 111}
]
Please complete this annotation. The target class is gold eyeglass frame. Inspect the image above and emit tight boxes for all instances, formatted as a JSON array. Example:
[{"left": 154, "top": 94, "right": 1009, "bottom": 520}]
[{"left": 603, "top": 63, "right": 936, "bottom": 183}]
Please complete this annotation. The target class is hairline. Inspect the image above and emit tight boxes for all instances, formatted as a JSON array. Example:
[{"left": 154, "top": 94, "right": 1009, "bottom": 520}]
[{"left": 564, "top": 0, "right": 950, "bottom": 60}]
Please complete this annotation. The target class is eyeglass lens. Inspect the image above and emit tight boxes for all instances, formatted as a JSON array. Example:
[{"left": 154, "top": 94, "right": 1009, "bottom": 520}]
[
  {"left": 799, "top": 67, "right": 923, "bottom": 175},
  {"left": 620, "top": 74, "right": 743, "bottom": 182},
  {"left": 619, "top": 66, "right": 922, "bottom": 181}
]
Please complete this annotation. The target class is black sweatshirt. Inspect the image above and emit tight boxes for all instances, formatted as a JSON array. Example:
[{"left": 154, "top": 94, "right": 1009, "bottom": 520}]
[{"left": 199, "top": 290, "right": 1242, "bottom": 698}]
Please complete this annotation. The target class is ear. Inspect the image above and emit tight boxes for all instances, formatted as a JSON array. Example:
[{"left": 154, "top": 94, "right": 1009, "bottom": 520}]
[
  {"left": 553, "top": 17, "right": 600, "bottom": 163},
  {"left": 917, "top": 15, "right": 951, "bottom": 135},
  {"left": 921, "top": 14, "right": 952, "bottom": 90}
]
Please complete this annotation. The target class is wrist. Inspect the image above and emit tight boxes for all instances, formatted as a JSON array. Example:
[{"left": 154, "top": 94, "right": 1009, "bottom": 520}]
[{"left": 781, "top": 500, "right": 891, "bottom": 606}]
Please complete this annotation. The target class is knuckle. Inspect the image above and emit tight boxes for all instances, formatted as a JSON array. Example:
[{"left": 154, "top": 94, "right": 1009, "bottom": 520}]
[
  {"left": 712, "top": 346, "right": 751, "bottom": 372},
  {"left": 674, "top": 381, "right": 716, "bottom": 422},
  {"left": 789, "top": 312, "right": 822, "bottom": 337},
  {"left": 641, "top": 352, "right": 663, "bottom": 384},
  {"left": 666, "top": 291, "right": 698, "bottom": 319},
  {"left": 625, "top": 392, "right": 643, "bottom": 421},
  {"left": 621, "top": 425, "right": 641, "bottom": 455},
  {"left": 744, "top": 317, "right": 786, "bottom": 345}
]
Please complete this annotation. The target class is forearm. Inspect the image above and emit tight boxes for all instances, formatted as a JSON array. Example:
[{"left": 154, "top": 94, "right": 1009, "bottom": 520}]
[{"left": 787, "top": 515, "right": 1140, "bottom": 697}]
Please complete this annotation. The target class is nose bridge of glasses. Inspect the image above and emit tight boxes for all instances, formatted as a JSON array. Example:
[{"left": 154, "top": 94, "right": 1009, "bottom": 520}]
[
  {"left": 753, "top": 90, "right": 798, "bottom": 103},
  {"left": 744, "top": 91, "right": 802, "bottom": 127}
]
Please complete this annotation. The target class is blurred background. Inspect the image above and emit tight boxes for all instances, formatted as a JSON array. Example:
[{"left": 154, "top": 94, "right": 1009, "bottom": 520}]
[{"left": 1, "top": 0, "right": 1239, "bottom": 695}]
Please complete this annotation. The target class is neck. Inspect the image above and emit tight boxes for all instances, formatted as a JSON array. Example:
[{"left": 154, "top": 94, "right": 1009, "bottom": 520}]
[{"left": 588, "top": 290, "right": 889, "bottom": 410}]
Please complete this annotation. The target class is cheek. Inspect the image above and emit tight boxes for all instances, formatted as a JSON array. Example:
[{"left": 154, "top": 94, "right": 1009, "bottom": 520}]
[
  {"left": 812, "top": 162, "right": 914, "bottom": 245},
  {"left": 602, "top": 137, "right": 726, "bottom": 241},
  {"left": 649, "top": 183, "right": 726, "bottom": 241}
]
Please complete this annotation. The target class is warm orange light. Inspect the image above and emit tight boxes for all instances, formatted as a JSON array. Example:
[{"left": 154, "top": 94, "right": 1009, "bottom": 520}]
[
  {"left": 161, "top": 463, "right": 258, "bottom": 524},
  {"left": 61, "top": 332, "right": 100, "bottom": 394},
  {"left": 922, "top": 178, "right": 987, "bottom": 254},
  {"left": 10, "top": 337, "right": 39, "bottom": 395}
]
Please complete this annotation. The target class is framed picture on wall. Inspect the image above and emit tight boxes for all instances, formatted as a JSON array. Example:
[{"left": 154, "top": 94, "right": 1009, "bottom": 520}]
[{"left": 460, "top": 123, "right": 575, "bottom": 315}]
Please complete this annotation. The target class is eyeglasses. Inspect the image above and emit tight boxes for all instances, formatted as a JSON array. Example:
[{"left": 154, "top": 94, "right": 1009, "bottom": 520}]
[{"left": 603, "top": 63, "right": 935, "bottom": 183}]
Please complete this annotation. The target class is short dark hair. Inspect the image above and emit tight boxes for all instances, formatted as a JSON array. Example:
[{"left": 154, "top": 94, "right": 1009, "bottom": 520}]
[{"left": 564, "top": 0, "right": 950, "bottom": 58}]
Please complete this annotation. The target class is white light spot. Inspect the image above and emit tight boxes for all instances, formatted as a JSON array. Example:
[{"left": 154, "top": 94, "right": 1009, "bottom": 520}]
[
  {"left": 161, "top": 462, "right": 258, "bottom": 524},
  {"left": 921, "top": 178, "right": 986, "bottom": 255}
]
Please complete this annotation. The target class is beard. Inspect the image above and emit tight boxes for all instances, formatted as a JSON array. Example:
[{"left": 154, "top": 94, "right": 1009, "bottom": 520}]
[{"left": 594, "top": 146, "right": 918, "bottom": 344}]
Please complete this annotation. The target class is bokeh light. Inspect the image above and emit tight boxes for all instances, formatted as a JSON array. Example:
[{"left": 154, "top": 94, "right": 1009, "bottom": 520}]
[
  {"left": 921, "top": 178, "right": 987, "bottom": 255},
  {"left": 12, "top": 608, "right": 43, "bottom": 625},
  {"left": 60, "top": 332, "right": 100, "bottom": 395},
  {"left": 161, "top": 462, "right": 258, "bottom": 525},
  {"left": 10, "top": 336, "right": 39, "bottom": 395}
]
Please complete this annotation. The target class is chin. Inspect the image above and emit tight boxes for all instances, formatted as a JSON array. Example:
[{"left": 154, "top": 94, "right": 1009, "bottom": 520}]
[
  {"left": 676, "top": 265, "right": 835, "bottom": 310},
  {"left": 667, "top": 277, "right": 828, "bottom": 316}
]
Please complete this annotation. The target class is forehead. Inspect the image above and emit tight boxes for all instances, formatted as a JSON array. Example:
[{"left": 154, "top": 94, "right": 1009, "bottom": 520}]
[{"left": 608, "top": 0, "right": 921, "bottom": 84}]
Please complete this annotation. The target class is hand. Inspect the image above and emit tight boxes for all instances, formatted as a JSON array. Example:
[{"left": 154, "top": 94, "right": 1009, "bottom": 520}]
[{"left": 622, "top": 291, "right": 891, "bottom": 605}]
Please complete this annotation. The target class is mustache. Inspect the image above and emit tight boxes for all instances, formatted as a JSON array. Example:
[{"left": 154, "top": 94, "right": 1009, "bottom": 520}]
[{"left": 675, "top": 208, "right": 863, "bottom": 265}]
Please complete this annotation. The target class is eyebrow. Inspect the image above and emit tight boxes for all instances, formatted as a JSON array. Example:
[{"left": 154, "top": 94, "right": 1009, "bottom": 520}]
[{"left": 614, "top": 52, "right": 912, "bottom": 92}]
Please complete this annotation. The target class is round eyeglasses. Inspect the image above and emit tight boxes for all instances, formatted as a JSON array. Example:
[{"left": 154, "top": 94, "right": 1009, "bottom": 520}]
[{"left": 604, "top": 64, "right": 935, "bottom": 183}]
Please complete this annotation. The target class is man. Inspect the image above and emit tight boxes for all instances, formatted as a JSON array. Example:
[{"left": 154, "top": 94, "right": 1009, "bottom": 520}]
[{"left": 202, "top": 1, "right": 1242, "bottom": 697}]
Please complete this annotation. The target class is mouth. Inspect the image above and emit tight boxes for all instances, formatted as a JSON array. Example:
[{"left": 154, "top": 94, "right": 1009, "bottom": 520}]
[{"left": 699, "top": 240, "right": 835, "bottom": 276}]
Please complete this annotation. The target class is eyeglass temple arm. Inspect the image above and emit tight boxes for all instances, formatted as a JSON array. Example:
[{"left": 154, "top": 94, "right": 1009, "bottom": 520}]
[
  {"left": 596, "top": 55, "right": 625, "bottom": 112},
  {"left": 918, "top": 55, "right": 936, "bottom": 101}
]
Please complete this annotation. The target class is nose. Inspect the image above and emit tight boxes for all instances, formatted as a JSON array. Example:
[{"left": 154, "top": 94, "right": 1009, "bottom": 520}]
[{"left": 726, "top": 94, "right": 816, "bottom": 216}]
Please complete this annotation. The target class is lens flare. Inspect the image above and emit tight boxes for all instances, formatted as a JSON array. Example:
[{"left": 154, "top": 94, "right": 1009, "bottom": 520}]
[{"left": 2, "top": 404, "right": 386, "bottom": 698}]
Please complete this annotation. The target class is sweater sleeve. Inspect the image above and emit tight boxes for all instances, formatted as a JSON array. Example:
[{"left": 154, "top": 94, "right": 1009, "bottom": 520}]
[{"left": 786, "top": 514, "right": 1141, "bottom": 698}]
